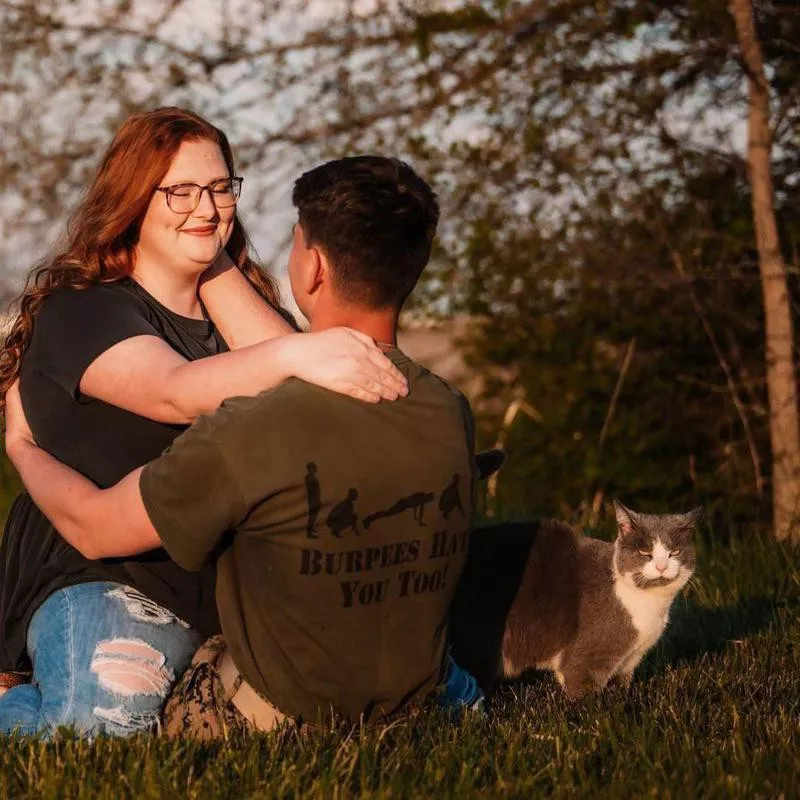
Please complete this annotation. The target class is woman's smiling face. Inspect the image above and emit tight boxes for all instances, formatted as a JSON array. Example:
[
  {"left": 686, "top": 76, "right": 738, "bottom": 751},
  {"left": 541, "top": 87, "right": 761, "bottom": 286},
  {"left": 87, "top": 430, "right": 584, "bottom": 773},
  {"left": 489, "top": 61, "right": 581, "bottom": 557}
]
[{"left": 136, "top": 139, "right": 236, "bottom": 279}]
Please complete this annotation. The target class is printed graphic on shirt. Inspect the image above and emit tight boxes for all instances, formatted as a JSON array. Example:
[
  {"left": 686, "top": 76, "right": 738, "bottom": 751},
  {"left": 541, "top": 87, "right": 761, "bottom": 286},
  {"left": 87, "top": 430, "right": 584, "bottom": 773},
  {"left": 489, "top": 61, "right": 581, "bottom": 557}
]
[
  {"left": 438, "top": 474, "right": 464, "bottom": 520},
  {"left": 363, "top": 492, "right": 435, "bottom": 529},
  {"left": 326, "top": 488, "right": 360, "bottom": 538},
  {"left": 305, "top": 463, "right": 321, "bottom": 539},
  {"left": 300, "top": 468, "right": 469, "bottom": 609}
]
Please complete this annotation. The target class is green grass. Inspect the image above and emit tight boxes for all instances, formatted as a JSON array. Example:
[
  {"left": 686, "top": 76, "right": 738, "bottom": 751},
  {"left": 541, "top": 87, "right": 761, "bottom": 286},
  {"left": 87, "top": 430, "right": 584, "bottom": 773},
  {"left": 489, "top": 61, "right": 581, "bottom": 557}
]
[{"left": 1, "top": 527, "right": 797, "bottom": 799}]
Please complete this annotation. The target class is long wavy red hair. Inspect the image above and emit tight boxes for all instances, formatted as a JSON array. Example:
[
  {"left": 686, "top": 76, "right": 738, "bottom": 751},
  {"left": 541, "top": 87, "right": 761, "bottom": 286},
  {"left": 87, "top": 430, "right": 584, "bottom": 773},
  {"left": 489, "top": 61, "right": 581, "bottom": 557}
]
[{"left": 0, "top": 106, "right": 280, "bottom": 411}]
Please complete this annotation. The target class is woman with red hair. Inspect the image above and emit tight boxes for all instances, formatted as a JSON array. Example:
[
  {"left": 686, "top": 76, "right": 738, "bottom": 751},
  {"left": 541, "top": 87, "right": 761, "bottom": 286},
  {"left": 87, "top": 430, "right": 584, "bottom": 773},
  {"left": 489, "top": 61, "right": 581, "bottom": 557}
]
[{"left": 0, "top": 107, "right": 406, "bottom": 737}]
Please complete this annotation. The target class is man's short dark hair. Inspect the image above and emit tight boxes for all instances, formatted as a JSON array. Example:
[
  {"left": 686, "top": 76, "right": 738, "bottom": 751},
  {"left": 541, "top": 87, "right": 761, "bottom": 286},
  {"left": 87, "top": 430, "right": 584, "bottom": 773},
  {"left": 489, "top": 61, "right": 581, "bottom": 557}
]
[{"left": 292, "top": 156, "right": 439, "bottom": 310}]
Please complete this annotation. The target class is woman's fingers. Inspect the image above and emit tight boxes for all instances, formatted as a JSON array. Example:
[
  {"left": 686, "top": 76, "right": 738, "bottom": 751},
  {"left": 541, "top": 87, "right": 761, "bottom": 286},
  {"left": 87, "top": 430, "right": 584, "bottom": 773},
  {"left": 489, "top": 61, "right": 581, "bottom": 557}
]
[
  {"left": 344, "top": 329, "right": 379, "bottom": 347},
  {"left": 365, "top": 349, "right": 408, "bottom": 396},
  {"left": 301, "top": 327, "right": 409, "bottom": 403},
  {"left": 348, "top": 384, "right": 382, "bottom": 404},
  {"left": 367, "top": 376, "right": 400, "bottom": 402},
  {"left": 350, "top": 375, "right": 397, "bottom": 404},
  {"left": 361, "top": 357, "right": 407, "bottom": 400},
  {"left": 337, "top": 328, "right": 409, "bottom": 399},
  {"left": 341, "top": 330, "right": 408, "bottom": 397}
]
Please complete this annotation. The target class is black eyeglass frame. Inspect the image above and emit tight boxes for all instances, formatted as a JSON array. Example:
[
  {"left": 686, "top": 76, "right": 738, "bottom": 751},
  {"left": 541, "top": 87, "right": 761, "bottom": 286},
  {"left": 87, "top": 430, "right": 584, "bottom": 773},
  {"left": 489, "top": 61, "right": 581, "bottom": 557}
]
[{"left": 155, "top": 177, "right": 244, "bottom": 213}]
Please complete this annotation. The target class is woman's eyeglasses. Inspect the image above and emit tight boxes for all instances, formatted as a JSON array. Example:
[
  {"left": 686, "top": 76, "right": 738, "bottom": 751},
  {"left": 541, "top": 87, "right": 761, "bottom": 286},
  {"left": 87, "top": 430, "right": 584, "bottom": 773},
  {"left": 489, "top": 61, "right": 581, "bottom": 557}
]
[{"left": 155, "top": 177, "right": 243, "bottom": 214}]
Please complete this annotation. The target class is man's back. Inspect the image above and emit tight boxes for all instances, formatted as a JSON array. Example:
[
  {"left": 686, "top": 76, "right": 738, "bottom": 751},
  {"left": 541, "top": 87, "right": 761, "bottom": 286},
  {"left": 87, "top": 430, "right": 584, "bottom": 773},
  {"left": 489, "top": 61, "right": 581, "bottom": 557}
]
[{"left": 142, "top": 349, "right": 476, "bottom": 722}]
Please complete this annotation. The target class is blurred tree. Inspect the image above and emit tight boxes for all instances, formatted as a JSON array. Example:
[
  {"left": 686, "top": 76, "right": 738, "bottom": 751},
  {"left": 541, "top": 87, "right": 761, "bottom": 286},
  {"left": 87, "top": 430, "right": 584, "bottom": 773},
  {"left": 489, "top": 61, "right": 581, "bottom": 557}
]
[
  {"left": 730, "top": 0, "right": 799, "bottom": 541},
  {"left": 1, "top": 0, "right": 798, "bottom": 533},
  {"left": 470, "top": 157, "right": 798, "bottom": 530}
]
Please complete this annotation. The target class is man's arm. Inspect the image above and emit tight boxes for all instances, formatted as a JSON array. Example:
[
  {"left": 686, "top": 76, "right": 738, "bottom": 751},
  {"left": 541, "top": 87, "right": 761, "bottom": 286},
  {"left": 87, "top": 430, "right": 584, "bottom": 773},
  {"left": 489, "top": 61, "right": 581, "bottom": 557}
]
[
  {"left": 3, "top": 379, "right": 157, "bottom": 558},
  {"left": 4, "top": 379, "right": 249, "bottom": 570},
  {"left": 6, "top": 441, "right": 159, "bottom": 559}
]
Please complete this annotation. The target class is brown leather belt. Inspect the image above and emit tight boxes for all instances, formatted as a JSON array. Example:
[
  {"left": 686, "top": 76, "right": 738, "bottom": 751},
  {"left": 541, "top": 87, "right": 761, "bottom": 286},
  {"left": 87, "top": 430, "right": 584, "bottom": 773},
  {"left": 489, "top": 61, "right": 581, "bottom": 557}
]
[{"left": 217, "top": 648, "right": 288, "bottom": 733}]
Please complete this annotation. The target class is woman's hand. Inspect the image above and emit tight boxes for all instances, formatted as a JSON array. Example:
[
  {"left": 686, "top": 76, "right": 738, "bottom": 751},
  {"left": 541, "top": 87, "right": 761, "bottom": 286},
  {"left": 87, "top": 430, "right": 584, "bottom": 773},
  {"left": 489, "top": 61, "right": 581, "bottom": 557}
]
[
  {"left": 286, "top": 328, "right": 408, "bottom": 403},
  {"left": 4, "top": 380, "right": 36, "bottom": 461}
]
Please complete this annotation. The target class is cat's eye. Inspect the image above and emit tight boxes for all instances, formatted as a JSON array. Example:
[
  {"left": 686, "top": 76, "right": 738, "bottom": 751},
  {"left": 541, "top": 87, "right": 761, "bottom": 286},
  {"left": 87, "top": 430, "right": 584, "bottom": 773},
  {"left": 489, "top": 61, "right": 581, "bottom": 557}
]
[
  {"left": 638, "top": 550, "right": 651, "bottom": 558},
  {"left": 670, "top": 549, "right": 681, "bottom": 556}
]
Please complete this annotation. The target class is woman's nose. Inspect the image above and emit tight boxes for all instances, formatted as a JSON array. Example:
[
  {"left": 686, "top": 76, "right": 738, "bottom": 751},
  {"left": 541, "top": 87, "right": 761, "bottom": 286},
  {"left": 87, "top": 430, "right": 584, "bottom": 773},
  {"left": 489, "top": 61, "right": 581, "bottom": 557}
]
[{"left": 194, "top": 188, "right": 219, "bottom": 218}]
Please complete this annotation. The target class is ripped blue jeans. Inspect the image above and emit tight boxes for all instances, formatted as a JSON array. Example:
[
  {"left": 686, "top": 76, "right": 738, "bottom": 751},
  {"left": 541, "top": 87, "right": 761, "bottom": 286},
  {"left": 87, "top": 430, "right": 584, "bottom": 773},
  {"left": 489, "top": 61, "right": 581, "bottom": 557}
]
[{"left": 0, "top": 581, "right": 202, "bottom": 738}]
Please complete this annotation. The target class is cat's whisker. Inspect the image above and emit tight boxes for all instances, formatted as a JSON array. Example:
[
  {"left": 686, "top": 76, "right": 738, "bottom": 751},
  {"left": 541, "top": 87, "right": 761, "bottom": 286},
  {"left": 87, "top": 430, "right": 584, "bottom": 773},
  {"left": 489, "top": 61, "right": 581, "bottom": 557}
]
[{"left": 633, "top": 572, "right": 649, "bottom": 589}]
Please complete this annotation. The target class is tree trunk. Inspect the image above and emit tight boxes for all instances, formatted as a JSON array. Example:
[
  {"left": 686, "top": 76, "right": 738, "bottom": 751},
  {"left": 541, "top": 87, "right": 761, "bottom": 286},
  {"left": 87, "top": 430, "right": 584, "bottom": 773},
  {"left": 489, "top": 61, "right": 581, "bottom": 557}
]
[{"left": 731, "top": 0, "right": 800, "bottom": 542}]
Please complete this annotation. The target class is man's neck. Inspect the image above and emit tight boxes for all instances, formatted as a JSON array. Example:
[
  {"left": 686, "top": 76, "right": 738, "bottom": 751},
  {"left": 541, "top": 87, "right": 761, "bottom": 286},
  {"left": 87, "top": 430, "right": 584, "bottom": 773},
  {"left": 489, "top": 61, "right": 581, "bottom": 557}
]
[{"left": 309, "top": 305, "right": 398, "bottom": 346}]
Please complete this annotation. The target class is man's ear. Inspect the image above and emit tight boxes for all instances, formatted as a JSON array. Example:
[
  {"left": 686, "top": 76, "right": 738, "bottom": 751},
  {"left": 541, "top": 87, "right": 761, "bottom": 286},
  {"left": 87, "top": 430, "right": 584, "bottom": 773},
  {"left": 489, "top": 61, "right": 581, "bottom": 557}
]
[{"left": 306, "top": 246, "right": 326, "bottom": 296}]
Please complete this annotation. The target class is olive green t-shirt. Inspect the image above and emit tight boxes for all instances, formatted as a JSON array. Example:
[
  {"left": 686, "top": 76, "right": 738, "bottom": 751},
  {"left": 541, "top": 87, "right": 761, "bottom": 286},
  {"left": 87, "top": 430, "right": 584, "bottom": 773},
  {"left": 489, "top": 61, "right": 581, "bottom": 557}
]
[{"left": 140, "top": 349, "right": 476, "bottom": 723}]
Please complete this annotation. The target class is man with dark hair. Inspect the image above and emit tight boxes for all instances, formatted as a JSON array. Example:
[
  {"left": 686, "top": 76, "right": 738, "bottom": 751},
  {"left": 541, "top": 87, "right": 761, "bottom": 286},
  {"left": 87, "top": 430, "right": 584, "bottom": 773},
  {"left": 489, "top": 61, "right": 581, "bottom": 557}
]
[
  {"left": 291, "top": 156, "right": 439, "bottom": 310},
  {"left": 7, "top": 156, "right": 482, "bottom": 738}
]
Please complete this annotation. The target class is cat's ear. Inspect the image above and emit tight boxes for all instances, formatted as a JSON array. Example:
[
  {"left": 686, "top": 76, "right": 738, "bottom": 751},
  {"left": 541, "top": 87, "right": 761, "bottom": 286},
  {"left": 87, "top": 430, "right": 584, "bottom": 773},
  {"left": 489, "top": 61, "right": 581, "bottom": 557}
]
[
  {"left": 476, "top": 448, "right": 506, "bottom": 481},
  {"left": 613, "top": 500, "right": 638, "bottom": 537},
  {"left": 678, "top": 507, "right": 704, "bottom": 530}
]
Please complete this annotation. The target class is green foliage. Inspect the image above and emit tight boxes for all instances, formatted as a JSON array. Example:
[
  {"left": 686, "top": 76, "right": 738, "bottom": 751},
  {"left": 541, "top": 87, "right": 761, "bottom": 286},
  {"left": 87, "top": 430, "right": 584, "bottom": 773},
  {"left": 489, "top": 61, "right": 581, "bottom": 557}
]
[
  {"left": 467, "top": 159, "right": 799, "bottom": 524},
  {"left": 395, "top": 1, "right": 800, "bottom": 525},
  {"left": 0, "top": 527, "right": 796, "bottom": 798}
]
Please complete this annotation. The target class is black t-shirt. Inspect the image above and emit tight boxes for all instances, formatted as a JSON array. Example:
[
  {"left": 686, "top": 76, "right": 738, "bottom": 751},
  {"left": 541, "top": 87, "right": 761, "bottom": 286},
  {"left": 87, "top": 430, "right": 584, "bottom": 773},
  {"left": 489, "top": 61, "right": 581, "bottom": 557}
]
[{"left": 0, "top": 278, "right": 226, "bottom": 671}]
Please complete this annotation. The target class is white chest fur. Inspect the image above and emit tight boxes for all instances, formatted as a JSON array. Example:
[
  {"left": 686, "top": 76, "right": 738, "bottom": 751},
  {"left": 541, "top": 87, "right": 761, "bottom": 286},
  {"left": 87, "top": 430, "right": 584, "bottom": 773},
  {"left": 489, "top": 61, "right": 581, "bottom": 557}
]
[{"left": 614, "top": 579, "right": 676, "bottom": 655}]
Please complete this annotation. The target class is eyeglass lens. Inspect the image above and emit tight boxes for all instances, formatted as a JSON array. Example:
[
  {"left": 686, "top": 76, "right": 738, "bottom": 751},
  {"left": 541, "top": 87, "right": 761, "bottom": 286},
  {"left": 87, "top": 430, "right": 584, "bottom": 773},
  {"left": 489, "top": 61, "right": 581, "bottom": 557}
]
[{"left": 166, "top": 179, "right": 241, "bottom": 212}]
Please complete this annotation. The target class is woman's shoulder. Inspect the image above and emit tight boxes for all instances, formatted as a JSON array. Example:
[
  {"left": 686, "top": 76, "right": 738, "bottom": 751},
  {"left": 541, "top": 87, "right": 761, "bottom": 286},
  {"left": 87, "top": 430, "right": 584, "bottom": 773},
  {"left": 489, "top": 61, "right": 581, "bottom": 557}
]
[
  {"left": 42, "top": 279, "right": 144, "bottom": 310},
  {"left": 36, "top": 280, "right": 149, "bottom": 326},
  {"left": 24, "top": 279, "right": 163, "bottom": 391}
]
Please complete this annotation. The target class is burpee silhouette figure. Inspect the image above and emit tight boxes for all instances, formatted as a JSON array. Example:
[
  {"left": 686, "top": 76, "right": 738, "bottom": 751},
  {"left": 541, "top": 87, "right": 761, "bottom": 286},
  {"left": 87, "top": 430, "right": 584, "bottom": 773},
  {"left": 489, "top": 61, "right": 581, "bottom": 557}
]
[
  {"left": 305, "top": 462, "right": 321, "bottom": 539},
  {"left": 439, "top": 474, "right": 464, "bottom": 520},
  {"left": 363, "top": 491, "right": 435, "bottom": 530},
  {"left": 326, "top": 489, "right": 360, "bottom": 538}
]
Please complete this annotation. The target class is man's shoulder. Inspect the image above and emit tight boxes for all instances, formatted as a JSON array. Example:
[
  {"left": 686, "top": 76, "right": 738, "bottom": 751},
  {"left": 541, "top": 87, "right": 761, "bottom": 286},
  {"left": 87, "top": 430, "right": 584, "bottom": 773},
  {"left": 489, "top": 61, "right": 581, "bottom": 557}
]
[
  {"left": 235, "top": 378, "right": 329, "bottom": 413},
  {"left": 387, "top": 348, "right": 459, "bottom": 392},
  {"left": 194, "top": 380, "right": 322, "bottom": 438},
  {"left": 195, "top": 356, "right": 472, "bottom": 446},
  {"left": 400, "top": 355, "right": 472, "bottom": 415}
]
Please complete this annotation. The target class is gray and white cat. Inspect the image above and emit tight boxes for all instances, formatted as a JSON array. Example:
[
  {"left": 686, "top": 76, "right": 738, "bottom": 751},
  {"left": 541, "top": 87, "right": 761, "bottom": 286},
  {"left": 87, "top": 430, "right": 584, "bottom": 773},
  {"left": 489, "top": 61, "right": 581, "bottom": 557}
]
[{"left": 449, "top": 502, "right": 700, "bottom": 698}]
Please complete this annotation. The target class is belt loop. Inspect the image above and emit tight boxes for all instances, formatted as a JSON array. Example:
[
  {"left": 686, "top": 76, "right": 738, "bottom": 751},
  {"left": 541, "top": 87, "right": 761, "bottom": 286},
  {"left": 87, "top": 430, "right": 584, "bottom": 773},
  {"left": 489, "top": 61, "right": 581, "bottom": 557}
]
[
  {"left": 217, "top": 647, "right": 244, "bottom": 704},
  {"left": 222, "top": 673, "right": 243, "bottom": 706}
]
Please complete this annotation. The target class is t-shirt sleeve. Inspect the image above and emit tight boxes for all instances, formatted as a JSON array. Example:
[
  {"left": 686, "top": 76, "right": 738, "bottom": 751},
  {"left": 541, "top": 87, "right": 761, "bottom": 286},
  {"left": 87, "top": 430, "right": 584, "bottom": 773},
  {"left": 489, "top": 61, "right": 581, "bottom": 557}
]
[
  {"left": 33, "top": 286, "right": 161, "bottom": 397},
  {"left": 139, "top": 411, "right": 251, "bottom": 572},
  {"left": 455, "top": 389, "right": 476, "bottom": 452},
  {"left": 434, "top": 374, "right": 476, "bottom": 452}
]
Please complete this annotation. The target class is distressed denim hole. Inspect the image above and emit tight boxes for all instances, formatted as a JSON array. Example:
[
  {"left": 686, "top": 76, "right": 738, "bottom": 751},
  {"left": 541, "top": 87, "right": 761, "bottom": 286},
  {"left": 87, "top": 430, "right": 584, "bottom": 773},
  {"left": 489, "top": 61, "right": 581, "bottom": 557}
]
[
  {"left": 93, "top": 705, "right": 159, "bottom": 733},
  {"left": 105, "top": 587, "right": 185, "bottom": 626},
  {"left": 91, "top": 638, "right": 174, "bottom": 697}
]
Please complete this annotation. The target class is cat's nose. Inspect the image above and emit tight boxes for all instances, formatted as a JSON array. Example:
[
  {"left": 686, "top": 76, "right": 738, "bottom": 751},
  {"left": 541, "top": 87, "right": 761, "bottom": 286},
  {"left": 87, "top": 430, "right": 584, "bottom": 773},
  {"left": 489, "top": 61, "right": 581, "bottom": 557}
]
[{"left": 655, "top": 561, "right": 668, "bottom": 573}]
